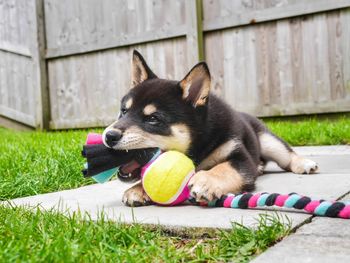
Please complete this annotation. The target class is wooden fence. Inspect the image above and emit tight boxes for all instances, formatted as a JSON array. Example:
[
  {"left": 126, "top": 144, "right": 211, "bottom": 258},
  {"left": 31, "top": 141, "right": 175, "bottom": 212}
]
[{"left": 1, "top": 0, "right": 350, "bottom": 130}]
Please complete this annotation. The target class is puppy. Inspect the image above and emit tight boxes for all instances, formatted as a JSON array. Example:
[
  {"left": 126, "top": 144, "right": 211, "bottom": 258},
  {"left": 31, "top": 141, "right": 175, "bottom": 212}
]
[{"left": 103, "top": 50, "right": 318, "bottom": 207}]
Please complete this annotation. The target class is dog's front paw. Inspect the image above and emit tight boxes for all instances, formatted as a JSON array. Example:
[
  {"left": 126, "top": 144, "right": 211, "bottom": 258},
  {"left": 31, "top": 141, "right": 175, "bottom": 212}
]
[
  {"left": 290, "top": 155, "right": 318, "bottom": 174},
  {"left": 188, "top": 170, "right": 226, "bottom": 202},
  {"left": 122, "top": 183, "right": 152, "bottom": 207}
]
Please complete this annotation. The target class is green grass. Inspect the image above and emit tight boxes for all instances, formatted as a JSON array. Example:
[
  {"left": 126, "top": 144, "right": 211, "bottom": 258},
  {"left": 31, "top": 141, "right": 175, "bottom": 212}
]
[
  {"left": 0, "top": 128, "right": 99, "bottom": 200},
  {"left": 265, "top": 117, "right": 350, "bottom": 146},
  {"left": 0, "top": 204, "right": 290, "bottom": 263}
]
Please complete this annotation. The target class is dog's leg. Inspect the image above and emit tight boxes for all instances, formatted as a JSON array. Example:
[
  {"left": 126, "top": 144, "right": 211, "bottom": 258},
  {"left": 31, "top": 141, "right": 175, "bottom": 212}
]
[
  {"left": 259, "top": 132, "right": 318, "bottom": 174},
  {"left": 122, "top": 182, "right": 152, "bottom": 207},
  {"left": 189, "top": 147, "right": 257, "bottom": 202}
]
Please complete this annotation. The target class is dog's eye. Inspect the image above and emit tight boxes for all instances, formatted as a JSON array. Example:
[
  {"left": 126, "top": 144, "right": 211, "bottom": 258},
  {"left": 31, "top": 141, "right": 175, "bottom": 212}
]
[
  {"left": 121, "top": 108, "right": 127, "bottom": 115},
  {"left": 145, "top": 115, "right": 160, "bottom": 125}
]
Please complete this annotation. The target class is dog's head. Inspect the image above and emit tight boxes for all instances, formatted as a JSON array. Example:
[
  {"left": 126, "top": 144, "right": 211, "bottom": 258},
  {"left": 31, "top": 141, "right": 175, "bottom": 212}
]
[{"left": 103, "top": 50, "right": 211, "bottom": 154}]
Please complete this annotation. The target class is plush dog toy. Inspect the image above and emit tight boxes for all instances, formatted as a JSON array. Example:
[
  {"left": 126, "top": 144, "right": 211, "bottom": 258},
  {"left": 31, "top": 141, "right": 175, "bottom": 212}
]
[
  {"left": 81, "top": 133, "right": 350, "bottom": 219},
  {"left": 82, "top": 133, "right": 159, "bottom": 183}
]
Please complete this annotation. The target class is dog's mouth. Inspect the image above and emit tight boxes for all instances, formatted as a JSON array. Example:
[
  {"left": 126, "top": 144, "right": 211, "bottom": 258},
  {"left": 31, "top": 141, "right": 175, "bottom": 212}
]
[
  {"left": 118, "top": 160, "right": 142, "bottom": 182},
  {"left": 117, "top": 148, "right": 160, "bottom": 182}
]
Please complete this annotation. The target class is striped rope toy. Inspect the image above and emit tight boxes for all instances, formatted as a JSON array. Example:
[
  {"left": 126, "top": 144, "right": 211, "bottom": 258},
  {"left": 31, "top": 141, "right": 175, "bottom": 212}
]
[{"left": 199, "top": 192, "right": 350, "bottom": 219}]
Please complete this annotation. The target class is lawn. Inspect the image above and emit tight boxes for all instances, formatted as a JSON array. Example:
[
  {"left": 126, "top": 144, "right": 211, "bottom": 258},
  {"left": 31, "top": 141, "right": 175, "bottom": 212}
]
[
  {"left": 0, "top": 205, "right": 290, "bottom": 262},
  {"left": 0, "top": 128, "right": 96, "bottom": 200},
  {"left": 0, "top": 116, "right": 349, "bottom": 262},
  {"left": 265, "top": 116, "right": 350, "bottom": 146}
]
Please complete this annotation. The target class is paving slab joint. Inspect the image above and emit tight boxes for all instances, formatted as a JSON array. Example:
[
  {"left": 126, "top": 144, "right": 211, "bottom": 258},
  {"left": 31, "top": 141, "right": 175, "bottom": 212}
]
[{"left": 337, "top": 190, "right": 350, "bottom": 201}]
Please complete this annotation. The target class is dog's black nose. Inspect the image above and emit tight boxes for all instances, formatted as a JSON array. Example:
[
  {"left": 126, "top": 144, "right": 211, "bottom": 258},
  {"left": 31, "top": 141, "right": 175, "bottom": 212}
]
[{"left": 105, "top": 130, "right": 122, "bottom": 147}]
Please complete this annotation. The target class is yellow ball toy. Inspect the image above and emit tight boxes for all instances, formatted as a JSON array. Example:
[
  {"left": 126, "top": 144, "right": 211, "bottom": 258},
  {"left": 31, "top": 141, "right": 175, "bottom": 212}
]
[{"left": 141, "top": 151, "right": 195, "bottom": 205}]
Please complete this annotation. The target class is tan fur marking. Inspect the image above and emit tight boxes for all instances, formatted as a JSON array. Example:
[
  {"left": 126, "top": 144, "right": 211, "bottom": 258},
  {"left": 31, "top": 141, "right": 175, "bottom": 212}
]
[
  {"left": 289, "top": 154, "right": 306, "bottom": 174},
  {"left": 180, "top": 65, "right": 211, "bottom": 107},
  {"left": 131, "top": 55, "right": 149, "bottom": 87},
  {"left": 104, "top": 123, "right": 191, "bottom": 153},
  {"left": 125, "top": 98, "right": 133, "bottom": 109},
  {"left": 259, "top": 133, "right": 291, "bottom": 169},
  {"left": 197, "top": 139, "right": 240, "bottom": 170},
  {"left": 143, "top": 104, "right": 157, "bottom": 115},
  {"left": 189, "top": 162, "right": 243, "bottom": 202},
  {"left": 168, "top": 124, "right": 191, "bottom": 152},
  {"left": 257, "top": 162, "right": 266, "bottom": 175},
  {"left": 123, "top": 182, "right": 151, "bottom": 206},
  {"left": 259, "top": 132, "right": 318, "bottom": 174},
  {"left": 288, "top": 153, "right": 318, "bottom": 174}
]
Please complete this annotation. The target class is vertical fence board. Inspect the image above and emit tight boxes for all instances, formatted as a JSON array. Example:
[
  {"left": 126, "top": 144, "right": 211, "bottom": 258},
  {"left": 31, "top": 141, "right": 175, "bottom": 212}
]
[
  {"left": 327, "top": 11, "right": 346, "bottom": 100},
  {"left": 185, "top": 0, "right": 204, "bottom": 65},
  {"left": 276, "top": 20, "right": 293, "bottom": 106},
  {"left": 340, "top": 9, "right": 350, "bottom": 99},
  {"left": 204, "top": 31, "right": 224, "bottom": 96},
  {"left": 311, "top": 14, "right": 332, "bottom": 102}
]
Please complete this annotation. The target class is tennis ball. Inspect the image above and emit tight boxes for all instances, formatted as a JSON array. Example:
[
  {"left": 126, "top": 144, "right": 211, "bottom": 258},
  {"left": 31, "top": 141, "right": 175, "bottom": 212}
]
[{"left": 141, "top": 151, "right": 195, "bottom": 205}]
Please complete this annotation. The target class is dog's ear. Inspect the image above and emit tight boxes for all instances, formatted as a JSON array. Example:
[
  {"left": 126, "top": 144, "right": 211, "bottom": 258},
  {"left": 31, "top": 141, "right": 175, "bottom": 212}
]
[
  {"left": 179, "top": 62, "right": 211, "bottom": 107},
  {"left": 131, "top": 50, "right": 157, "bottom": 87}
]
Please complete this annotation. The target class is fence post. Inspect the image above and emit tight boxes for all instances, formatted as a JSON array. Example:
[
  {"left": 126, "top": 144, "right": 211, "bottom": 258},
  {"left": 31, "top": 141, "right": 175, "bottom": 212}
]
[
  {"left": 185, "top": 0, "right": 204, "bottom": 66},
  {"left": 31, "top": 0, "right": 50, "bottom": 130}
]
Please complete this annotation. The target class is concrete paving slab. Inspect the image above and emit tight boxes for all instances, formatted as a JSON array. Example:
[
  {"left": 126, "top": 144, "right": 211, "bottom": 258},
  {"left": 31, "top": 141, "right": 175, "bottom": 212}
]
[
  {"left": 5, "top": 146, "right": 350, "bottom": 230},
  {"left": 265, "top": 155, "right": 350, "bottom": 175},
  {"left": 293, "top": 145, "right": 350, "bottom": 156},
  {"left": 6, "top": 180, "right": 309, "bottom": 229},
  {"left": 261, "top": 160, "right": 350, "bottom": 200},
  {"left": 251, "top": 194, "right": 350, "bottom": 263},
  {"left": 252, "top": 234, "right": 350, "bottom": 263}
]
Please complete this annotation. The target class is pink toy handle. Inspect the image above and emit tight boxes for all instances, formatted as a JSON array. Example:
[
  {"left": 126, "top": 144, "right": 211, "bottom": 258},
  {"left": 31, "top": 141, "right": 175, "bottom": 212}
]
[{"left": 86, "top": 133, "right": 103, "bottom": 145}]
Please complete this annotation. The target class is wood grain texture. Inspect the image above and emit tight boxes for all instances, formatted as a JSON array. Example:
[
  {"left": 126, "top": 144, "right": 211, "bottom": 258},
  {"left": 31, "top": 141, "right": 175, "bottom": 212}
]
[
  {"left": 202, "top": 0, "right": 350, "bottom": 31},
  {"left": 327, "top": 11, "right": 345, "bottom": 100},
  {"left": 0, "top": 0, "right": 38, "bottom": 127},
  {"left": 185, "top": 0, "right": 203, "bottom": 65},
  {"left": 205, "top": 8, "right": 350, "bottom": 116},
  {"left": 0, "top": 0, "right": 34, "bottom": 56},
  {"left": 340, "top": 9, "right": 350, "bottom": 99},
  {"left": 0, "top": 50, "right": 36, "bottom": 126},
  {"left": 48, "top": 38, "right": 188, "bottom": 129},
  {"left": 31, "top": 0, "right": 50, "bottom": 129},
  {"left": 44, "top": 0, "right": 187, "bottom": 58}
]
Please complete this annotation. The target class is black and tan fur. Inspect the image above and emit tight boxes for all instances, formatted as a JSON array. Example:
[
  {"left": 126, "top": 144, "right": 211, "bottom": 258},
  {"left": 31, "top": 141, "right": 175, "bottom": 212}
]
[{"left": 103, "top": 50, "right": 318, "bottom": 207}]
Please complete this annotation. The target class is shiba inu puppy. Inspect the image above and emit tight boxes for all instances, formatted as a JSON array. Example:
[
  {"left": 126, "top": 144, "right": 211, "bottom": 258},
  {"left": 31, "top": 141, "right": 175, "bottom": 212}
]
[{"left": 103, "top": 50, "right": 318, "bottom": 207}]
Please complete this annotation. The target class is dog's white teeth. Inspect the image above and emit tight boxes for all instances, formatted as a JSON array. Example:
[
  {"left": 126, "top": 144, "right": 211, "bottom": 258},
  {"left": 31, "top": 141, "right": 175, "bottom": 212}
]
[
  {"left": 126, "top": 149, "right": 129, "bottom": 152},
  {"left": 128, "top": 173, "right": 132, "bottom": 178}
]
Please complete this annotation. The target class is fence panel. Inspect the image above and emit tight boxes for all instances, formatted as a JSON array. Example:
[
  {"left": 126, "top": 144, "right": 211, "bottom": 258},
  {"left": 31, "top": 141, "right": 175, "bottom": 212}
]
[
  {"left": 44, "top": 0, "right": 187, "bottom": 58},
  {"left": 1, "top": 0, "right": 349, "bottom": 129},
  {"left": 48, "top": 38, "right": 188, "bottom": 129},
  {"left": 45, "top": 0, "right": 190, "bottom": 129},
  {"left": 203, "top": 1, "right": 350, "bottom": 116},
  {"left": 0, "top": 0, "right": 38, "bottom": 127}
]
